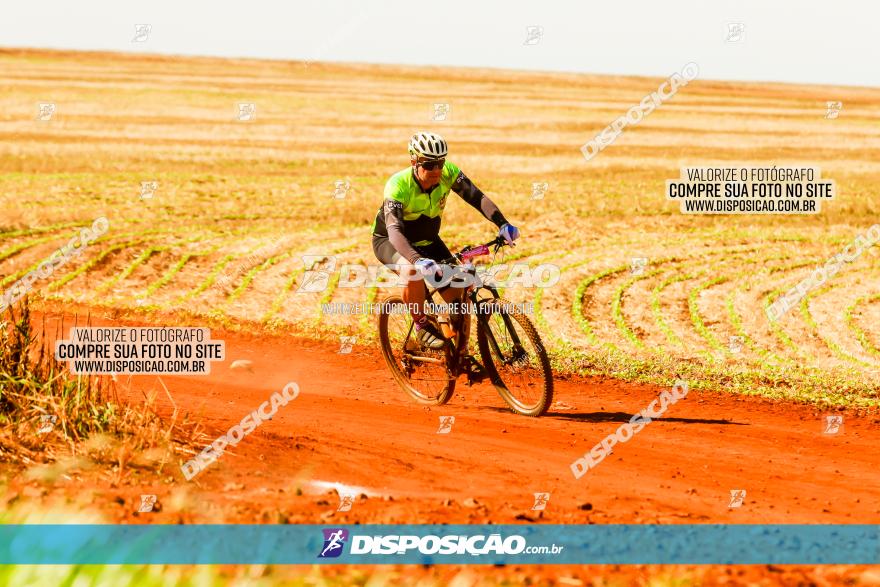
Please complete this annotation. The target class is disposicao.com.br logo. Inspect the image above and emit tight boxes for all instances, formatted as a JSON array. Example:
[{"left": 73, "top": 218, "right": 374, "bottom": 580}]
[
  {"left": 318, "top": 528, "right": 349, "bottom": 558},
  {"left": 317, "top": 529, "right": 563, "bottom": 558}
]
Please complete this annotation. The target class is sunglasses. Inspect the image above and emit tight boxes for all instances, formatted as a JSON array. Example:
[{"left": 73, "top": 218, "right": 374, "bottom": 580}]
[{"left": 418, "top": 159, "right": 445, "bottom": 171}]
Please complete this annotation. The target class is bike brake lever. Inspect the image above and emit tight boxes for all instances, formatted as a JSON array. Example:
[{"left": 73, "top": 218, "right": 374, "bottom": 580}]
[{"left": 493, "top": 239, "right": 514, "bottom": 254}]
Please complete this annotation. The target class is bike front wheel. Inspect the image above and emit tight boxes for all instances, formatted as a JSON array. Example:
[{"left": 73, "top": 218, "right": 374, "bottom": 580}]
[
  {"left": 377, "top": 294, "right": 455, "bottom": 405},
  {"left": 476, "top": 298, "right": 553, "bottom": 416}
]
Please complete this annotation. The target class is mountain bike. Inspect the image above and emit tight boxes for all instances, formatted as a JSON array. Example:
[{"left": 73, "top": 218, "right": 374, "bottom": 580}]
[{"left": 377, "top": 236, "right": 553, "bottom": 417}]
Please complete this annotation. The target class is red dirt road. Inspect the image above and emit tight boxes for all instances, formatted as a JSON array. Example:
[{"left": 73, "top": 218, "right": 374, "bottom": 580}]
[{"left": 32, "top": 303, "right": 880, "bottom": 527}]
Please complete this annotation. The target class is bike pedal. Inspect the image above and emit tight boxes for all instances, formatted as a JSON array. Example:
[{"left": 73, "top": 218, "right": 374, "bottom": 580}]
[
  {"left": 465, "top": 372, "right": 486, "bottom": 386},
  {"left": 464, "top": 359, "right": 487, "bottom": 386}
]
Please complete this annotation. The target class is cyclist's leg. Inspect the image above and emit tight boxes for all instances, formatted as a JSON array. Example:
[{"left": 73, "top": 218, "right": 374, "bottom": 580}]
[
  {"left": 424, "top": 239, "right": 460, "bottom": 301},
  {"left": 419, "top": 238, "right": 465, "bottom": 319},
  {"left": 401, "top": 260, "right": 427, "bottom": 322},
  {"left": 373, "top": 235, "right": 450, "bottom": 350},
  {"left": 372, "top": 234, "right": 428, "bottom": 322}
]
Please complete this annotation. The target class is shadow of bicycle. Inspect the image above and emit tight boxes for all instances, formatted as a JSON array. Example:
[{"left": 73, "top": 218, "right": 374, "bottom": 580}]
[
  {"left": 481, "top": 406, "right": 743, "bottom": 426},
  {"left": 547, "top": 410, "right": 744, "bottom": 426}
]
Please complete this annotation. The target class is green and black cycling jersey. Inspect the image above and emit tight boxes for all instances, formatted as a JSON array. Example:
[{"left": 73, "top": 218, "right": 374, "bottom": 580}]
[{"left": 370, "top": 161, "right": 508, "bottom": 264}]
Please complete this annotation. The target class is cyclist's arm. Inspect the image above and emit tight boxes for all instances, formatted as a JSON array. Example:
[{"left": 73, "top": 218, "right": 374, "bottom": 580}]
[
  {"left": 451, "top": 171, "right": 509, "bottom": 227},
  {"left": 383, "top": 199, "right": 422, "bottom": 264}
]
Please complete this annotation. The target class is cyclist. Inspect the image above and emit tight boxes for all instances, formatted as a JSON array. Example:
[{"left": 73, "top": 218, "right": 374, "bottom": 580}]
[{"left": 371, "top": 131, "right": 519, "bottom": 349}]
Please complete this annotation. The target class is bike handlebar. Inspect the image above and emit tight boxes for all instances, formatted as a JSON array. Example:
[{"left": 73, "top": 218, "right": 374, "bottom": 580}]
[{"left": 438, "top": 235, "right": 512, "bottom": 266}]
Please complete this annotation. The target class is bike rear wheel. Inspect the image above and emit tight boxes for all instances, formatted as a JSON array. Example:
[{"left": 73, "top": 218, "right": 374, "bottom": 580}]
[
  {"left": 377, "top": 294, "right": 455, "bottom": 405},
  {"left": 476, "top": 298, "right": 553, "bottom": 416}
]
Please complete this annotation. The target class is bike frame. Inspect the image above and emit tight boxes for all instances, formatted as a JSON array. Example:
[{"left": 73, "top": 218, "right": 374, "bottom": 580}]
[{"left": 405, "top": 238, "right": 528, "bottom": 378}]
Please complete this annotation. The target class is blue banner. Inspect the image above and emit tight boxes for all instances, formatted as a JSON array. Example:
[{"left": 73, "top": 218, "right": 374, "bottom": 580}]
[{"left": 0, "top": 524, "right": 877, "bottom": 565}]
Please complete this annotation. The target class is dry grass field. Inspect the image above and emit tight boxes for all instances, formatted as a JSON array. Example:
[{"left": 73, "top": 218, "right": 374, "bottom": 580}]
[{"left": 2, "top": 47, "right": 879, "bottom": 406}]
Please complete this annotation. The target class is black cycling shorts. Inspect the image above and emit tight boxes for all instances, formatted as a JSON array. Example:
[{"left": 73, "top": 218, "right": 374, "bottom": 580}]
[
  {"left": 372, "top": 235, "right": 456, "bottom": 292},
  {"left": 372, "top": 235, "right": 453, "bottom": 268}
]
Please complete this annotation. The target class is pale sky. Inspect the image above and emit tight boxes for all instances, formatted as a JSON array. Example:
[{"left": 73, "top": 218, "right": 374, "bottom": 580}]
[{"left": 2, "top": 0, "right": 876, "bottom": 87}]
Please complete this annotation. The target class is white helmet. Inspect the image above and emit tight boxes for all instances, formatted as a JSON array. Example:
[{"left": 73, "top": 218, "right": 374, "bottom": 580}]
[{"left": 409, "top": 131, "right": 447, "bottom": 161}]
